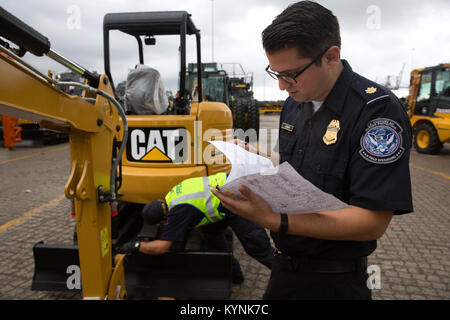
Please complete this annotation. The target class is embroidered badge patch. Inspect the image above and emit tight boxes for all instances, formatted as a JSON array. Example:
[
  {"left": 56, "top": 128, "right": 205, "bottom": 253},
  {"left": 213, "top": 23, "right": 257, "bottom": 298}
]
[{"left": 360, "top": 118, "right": 404, "bottom": 164}]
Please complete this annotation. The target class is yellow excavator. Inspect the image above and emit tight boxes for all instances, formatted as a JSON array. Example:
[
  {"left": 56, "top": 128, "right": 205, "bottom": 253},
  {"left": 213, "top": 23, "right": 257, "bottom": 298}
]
[{"left": 0, "top": 7, "right": 234, "bottom": 299}]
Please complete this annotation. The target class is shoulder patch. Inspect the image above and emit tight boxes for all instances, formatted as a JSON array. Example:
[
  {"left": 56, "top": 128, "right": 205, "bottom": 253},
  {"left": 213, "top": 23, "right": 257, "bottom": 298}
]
[{"left": 359, "top": 118, "right": 405, "bottom": 164}]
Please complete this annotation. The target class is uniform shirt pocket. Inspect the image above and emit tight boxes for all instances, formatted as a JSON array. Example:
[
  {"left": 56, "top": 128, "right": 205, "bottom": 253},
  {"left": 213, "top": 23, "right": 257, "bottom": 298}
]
[
  {"left": 313, "top": 150, "right": 349, "bottom": 201},
  {"left": 278, "top": 129, "right": 297, "bottom": 161}
]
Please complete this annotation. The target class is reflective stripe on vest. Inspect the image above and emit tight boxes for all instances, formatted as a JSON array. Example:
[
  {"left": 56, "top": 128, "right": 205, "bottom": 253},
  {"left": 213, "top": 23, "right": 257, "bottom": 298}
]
[{"left": 165, "top": 172, "right": 227, "bottom": 227}]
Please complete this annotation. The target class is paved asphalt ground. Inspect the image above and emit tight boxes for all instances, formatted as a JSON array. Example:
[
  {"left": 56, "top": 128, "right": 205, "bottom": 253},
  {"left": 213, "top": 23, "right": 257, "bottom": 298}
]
[{"left": 0, "top": 114, "right": 449, "bottom": 300}]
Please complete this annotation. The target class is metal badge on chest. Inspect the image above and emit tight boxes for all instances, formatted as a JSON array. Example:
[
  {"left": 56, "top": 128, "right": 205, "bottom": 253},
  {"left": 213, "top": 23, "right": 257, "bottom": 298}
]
[{"left": 323, "top": 120, "right": 340, "bottom": 145}]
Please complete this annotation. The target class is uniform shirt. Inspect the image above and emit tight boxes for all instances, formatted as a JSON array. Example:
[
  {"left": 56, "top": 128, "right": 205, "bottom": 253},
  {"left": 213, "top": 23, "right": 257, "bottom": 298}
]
[
  {"left": 272, "top": 60, "right": 413, "bottom": 259},
  {"left": 160, "top": 203, "right": 231, "bottom": 242}
]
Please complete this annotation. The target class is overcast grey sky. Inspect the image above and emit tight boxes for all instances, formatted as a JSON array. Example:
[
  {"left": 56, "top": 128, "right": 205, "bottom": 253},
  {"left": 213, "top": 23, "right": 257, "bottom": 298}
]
[{"left": 1, "top": 0, "right": 449, "bottom": 100}]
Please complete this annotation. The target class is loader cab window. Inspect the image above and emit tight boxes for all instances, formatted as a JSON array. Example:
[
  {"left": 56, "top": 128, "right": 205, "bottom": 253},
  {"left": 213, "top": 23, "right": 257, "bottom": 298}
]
[
  {"left": 203, "top": 76, "right": 227, "bottom": 103},
  {"left": 417, "top": 71, "right": 432, "bottom": 102},
  {"left": 435, "top": 68, "right": 450, "bottom": 97}
]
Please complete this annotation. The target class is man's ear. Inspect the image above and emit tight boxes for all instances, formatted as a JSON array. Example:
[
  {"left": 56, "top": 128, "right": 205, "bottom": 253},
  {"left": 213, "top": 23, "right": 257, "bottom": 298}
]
[{"left": 323, "top": 46, "right": 340, "bottom": 67}]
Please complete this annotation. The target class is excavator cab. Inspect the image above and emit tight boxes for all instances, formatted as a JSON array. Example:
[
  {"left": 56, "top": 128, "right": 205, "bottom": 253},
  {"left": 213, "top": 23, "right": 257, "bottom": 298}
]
[
  {"left": 0, "top": 7, "right": 234, "bottom": 299},
  {"left": 104, "top": 11, "right": 197, "bottom": 115},
  {"left": 102, "top": 11, "right": 231, "bottom": 205}
]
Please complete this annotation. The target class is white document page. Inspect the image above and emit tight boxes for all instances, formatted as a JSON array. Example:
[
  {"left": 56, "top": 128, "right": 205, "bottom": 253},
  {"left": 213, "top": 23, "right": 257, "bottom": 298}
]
[
  {"left": 208, "top": 141, "right": 274, "bottom": 183},
  {"left": 221, "top": 161, "right": 350, "bottom": 214}
]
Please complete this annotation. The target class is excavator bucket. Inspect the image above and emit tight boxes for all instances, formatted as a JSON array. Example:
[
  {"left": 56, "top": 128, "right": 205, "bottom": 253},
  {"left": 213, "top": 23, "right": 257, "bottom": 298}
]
[
  {"left": 124, "top": 251, "right": 232, "bottom": 300},
  {"left": 31, "top": 241, "right": 232, "bottom": 299},
  {"left": 31, "top": 242, "right": 81, "bottom": 293}
]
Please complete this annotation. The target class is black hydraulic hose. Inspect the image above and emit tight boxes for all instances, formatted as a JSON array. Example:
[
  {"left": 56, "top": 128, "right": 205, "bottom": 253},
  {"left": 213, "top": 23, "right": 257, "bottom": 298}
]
[{"left": 97, "top": 89, "right": 128, "bottom": 199}]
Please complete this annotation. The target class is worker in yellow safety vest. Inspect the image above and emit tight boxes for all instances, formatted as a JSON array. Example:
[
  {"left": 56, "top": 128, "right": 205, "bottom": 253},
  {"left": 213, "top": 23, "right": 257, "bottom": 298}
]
[{"left": 118, "top": 172, "right": 274, "bottom": 284}]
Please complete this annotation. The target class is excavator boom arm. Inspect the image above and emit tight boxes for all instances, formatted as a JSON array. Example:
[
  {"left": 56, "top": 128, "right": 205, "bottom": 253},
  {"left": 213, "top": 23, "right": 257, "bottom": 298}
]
[{"left": 0, "top": 7, "right": 127, "bottom": 299}]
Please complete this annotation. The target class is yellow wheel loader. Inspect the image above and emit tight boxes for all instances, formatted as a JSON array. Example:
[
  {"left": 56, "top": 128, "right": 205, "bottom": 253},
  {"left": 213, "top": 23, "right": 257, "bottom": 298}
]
[
  {"left": 407, "top": 63, "right": 450, "bottom": 154},
  {"left": 0, "top": 8, "right": 234, "bottom": 299}
]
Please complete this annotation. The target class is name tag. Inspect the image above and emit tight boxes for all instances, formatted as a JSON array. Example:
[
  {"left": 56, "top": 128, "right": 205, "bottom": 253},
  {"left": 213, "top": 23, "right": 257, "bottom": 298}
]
[{"left": 281, "top": 122, "right": 294, "bottom": 132}]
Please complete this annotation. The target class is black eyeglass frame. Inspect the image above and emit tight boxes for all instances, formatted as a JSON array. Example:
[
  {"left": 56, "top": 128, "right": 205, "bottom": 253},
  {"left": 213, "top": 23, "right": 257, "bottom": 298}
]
[{"left": 265, "top": 47, "right": 330, "bottom": 84}]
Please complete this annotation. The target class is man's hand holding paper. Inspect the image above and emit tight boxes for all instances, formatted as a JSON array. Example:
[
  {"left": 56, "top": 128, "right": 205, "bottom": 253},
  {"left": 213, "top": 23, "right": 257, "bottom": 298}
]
[{"left": 209, "top": 141, "right": 349, "bottom": 215}]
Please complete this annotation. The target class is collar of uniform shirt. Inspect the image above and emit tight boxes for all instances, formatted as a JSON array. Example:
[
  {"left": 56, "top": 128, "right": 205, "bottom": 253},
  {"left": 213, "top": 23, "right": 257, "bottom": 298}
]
[
  {"left": 312, "top": 100, "right": 323, "bottom": 113},
  {"left": 320, "top": 59, "right": 354, "bottom": 116}
]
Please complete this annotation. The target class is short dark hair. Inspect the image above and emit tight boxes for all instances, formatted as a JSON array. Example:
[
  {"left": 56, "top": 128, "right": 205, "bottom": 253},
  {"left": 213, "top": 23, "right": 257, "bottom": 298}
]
[{"left": 262, "top": 1, "right": 341, "bottom": 61}]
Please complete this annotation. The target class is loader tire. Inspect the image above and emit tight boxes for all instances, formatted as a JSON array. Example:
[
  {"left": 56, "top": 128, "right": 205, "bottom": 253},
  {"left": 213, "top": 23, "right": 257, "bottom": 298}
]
[
  {"left": 413, "top": 122, "right": 442, "bottom": 154},
  {"left": 234, "top": 100, "right": 246, "bottom": 131},
  {"left": 246, "top": 99, "right": 260, "bottom": 136}
]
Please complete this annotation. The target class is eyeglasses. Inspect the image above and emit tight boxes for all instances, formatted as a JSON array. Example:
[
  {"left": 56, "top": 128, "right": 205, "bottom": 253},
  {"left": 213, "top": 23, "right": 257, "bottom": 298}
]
[{"left": 265, "top": 47, "right": 329, "bottom": 84}]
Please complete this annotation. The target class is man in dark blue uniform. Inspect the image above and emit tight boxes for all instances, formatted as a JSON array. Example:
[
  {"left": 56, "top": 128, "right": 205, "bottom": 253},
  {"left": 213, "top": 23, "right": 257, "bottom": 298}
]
[{"left": 212, "top": 1, "right": 413, "bottom": 299}]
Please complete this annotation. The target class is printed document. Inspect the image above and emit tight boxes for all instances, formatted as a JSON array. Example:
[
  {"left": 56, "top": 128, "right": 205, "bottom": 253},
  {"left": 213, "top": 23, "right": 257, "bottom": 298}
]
[
  {"left": 224, "top": 161, "right": 350, "bottom": 214},
  {"left": 208, "top": 141, "right": 349, "bottom": 214},
  {"left": 208, "top": 141, "right": 274, "bottom": 183}
]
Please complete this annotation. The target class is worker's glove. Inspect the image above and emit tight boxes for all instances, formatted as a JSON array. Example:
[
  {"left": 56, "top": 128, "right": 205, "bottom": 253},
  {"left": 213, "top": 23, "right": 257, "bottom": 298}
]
[{"left": 116, "top": 241, "right": 140, "bottom": 255}]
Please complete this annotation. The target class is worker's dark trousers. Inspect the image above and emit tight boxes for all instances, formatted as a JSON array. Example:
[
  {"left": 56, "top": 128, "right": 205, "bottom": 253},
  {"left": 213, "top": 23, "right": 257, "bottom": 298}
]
[
  {"left": 202, "top": 214, "right": 274, "bottom": 272},
  {"left": 263, "top": 258, "right": 371, "bottom": 300}
]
